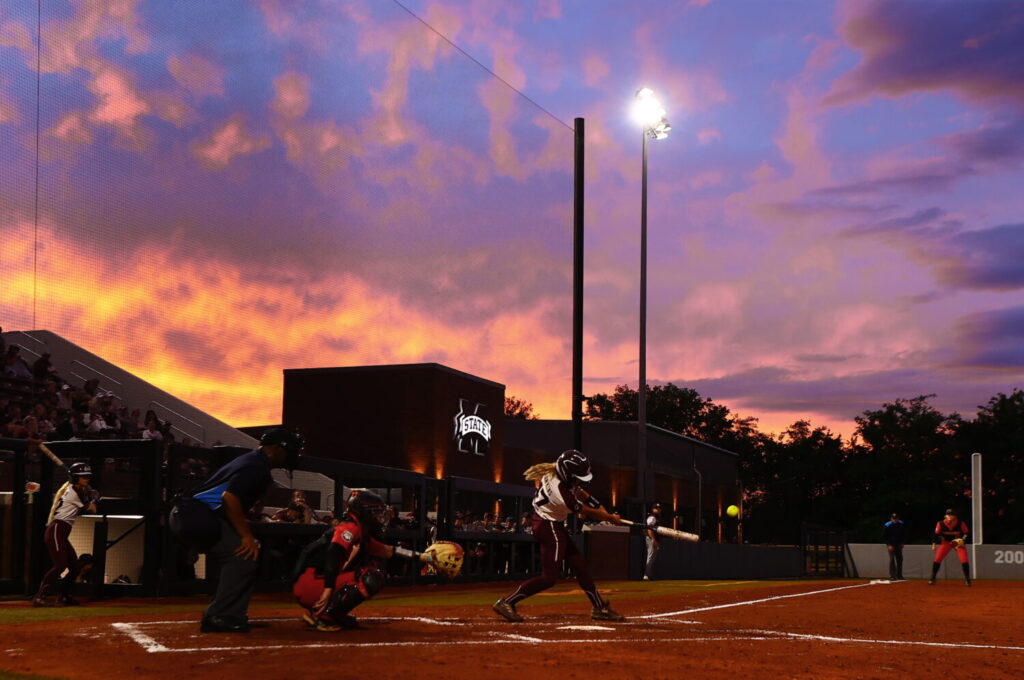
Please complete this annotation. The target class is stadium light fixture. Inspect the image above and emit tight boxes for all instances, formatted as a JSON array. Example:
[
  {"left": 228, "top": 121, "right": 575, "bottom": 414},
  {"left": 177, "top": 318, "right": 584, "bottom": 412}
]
[{"left": 634, "top": 86, "right": 670, "bottom": 513}]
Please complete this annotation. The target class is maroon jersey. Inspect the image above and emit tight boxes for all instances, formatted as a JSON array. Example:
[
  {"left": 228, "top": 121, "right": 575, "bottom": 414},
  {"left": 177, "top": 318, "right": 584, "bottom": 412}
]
[{"left": 934, "top": 518, "right": 969, "bottom": 544}]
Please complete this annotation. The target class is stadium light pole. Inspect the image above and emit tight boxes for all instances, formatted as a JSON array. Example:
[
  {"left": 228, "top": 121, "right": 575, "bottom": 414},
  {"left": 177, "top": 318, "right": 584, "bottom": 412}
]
[{"left": 633, "top": 88, "right": 670, "bottom": 513}]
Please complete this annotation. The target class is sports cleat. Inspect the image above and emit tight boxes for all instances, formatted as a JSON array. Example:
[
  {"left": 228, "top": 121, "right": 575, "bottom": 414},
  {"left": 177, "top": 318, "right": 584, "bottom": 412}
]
[
  {"left": 492, "top": 599, "right": 524, "bottom": 623},
  {"left": 964, "top": 579, "right": 972, "bottom": 587},
  {"left": 592, "top": 601, "right": 625, "bottom": 622},
  {"left": 928, "top": 578, "right": 936, "bottom": 586},
  {"left": 311, "top": 618, "right": 342, "bottom": 632},
  {"left": 200, "top": 616, "right": 250, "bottom": 633},
  {"left": 31, "top": 596, "right": 50, "bottom": 607},
  {"left": 56, "top": 595, "right": 80, "bottom": 606},
  {"left": 301, "top": 610, "right": 318, "bottom": 628}
]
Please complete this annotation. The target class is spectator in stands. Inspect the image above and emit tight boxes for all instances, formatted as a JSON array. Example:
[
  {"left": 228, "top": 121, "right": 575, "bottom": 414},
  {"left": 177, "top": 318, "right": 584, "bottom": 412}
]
[
  {"left": 32, "top": 352, "right": 59, "bottom": 382},
  {"left": 22, "top": 415, "right": 41, "bottom": 440},
  {"left": 56, "top": 384, "right": 74, "bottom": 411},
  {"left": 142, "top": 419, "right": 163, "bottom": 441},
  {"left": 289, "top": 490, "right": 316, "bottom": 523},
  {"left": 51, "top": 411, "right": 81, "bottom": 441},
  {"left": 84, "top": 404, "right": 112, "bottom": 436},
  {"left": 4, "top": 345, "right": 33, "bottom": 380},
  {"left": 271, "top": 502, "right": 306, "bottom": 524},
  {"left": 0, "top": 326, "right": 5, "bottom": 356},
  {"left": 37, "top": 406, "right": 57, "bottom": 437},
  {"left": 82, "top": 378, "right": 100, "bottom": 399},
  {"left": 160, "top": 420, "right": 177, "bottom": 444},
  {"left": 520, "top": 512, "right": 532, "bottom": 535}
]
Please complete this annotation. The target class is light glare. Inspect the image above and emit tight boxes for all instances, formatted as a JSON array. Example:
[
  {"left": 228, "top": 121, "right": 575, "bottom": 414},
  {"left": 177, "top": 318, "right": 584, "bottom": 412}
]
[{"left": 633, "top": 87, "right": 670, "bottom": 139}]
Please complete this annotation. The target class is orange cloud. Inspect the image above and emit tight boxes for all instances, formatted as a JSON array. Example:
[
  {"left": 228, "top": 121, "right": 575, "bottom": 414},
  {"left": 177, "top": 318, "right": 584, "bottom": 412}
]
[
  {"left": 2, "top": 221, "right": 573, "bottom": 427},
  {"left": 193, "top": 117, "right": 271, "bottom": 169}
]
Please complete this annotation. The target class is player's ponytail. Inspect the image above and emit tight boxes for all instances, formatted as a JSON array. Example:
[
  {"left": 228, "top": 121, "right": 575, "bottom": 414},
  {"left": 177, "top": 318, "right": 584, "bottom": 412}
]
[
  {"left": 524, "top": 463, "right": 557, "bottom": 481},
  {"left": 47, "top": 481, "right": 70, "bottom": 524}
]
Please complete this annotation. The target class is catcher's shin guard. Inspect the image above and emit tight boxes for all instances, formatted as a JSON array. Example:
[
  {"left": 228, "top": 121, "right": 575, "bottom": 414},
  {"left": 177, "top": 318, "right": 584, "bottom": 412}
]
[{"left": 325, "top": 585, "right": 366, "bottom": 619}]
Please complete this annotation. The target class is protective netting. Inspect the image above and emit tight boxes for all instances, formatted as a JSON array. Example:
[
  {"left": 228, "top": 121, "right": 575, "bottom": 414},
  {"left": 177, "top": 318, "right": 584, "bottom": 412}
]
[{"left": 1, "top": 0, "right": 573, "bottom": 427}]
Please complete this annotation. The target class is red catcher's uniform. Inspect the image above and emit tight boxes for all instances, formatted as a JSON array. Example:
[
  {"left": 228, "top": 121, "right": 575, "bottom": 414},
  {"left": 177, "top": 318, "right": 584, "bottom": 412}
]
[
  {"left": 933, "top": 518, "right": 970, "bottom": 564},
  {"left": 293, "top": 517, "right": 392, "bottom": 608}
]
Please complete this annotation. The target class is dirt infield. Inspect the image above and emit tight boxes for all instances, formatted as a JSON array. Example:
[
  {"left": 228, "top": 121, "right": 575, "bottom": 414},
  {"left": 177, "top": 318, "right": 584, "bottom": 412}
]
[{"left": 3, "top": 579, "right": 1023, "bottom": 680}]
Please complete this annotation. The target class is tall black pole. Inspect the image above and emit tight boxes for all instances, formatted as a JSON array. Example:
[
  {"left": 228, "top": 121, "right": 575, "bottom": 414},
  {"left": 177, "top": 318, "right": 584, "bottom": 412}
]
[
  {"left": 572, "top": 117, "right": 585, "bottom": 453},
  {"left": 637, "top": 130, "right": 648, "bottom": 508}
]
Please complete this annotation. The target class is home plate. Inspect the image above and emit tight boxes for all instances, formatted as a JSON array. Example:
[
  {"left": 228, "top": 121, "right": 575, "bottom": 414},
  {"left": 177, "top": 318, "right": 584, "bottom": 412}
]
[{"left": 557, "top": 625, "right": 615, "bottom": 631}]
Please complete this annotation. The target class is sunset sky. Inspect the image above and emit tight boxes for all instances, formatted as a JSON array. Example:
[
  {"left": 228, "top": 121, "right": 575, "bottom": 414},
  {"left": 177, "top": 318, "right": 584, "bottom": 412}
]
[{"left": 2, "top": 0, "right": 1022, "bottom": 439}]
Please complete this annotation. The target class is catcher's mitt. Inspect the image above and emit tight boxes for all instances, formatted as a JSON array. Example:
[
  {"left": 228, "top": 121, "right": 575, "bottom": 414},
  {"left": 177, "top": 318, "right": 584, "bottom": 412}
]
[
  {"left": 423, "top": 541, "right": 464, "bottom": 578},
  {"left": 951, "top": 538, "right": 965, "bottom": 548}
]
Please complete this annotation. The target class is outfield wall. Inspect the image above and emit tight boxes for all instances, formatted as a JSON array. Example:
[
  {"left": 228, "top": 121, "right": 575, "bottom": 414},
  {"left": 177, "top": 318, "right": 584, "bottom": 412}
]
[{"left": 848, "top": 544, "right": 1024, "bottom": 580}]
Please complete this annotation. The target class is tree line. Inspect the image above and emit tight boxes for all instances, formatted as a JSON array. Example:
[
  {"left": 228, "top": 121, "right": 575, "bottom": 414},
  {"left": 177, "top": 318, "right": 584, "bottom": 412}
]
[{"left": 509, "top": 386, "right": 1024, "bottom": 545}]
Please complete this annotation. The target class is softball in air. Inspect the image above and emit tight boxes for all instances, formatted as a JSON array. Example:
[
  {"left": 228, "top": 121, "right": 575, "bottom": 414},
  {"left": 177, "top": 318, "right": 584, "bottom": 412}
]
[{"left": 726, "top": 504, "right": 740, "bottom": 518}]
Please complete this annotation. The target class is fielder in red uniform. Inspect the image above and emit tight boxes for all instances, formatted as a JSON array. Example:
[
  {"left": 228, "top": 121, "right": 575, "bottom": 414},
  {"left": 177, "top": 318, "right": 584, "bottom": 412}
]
[
  {"left": 293, "top": 490, "right": 434, "bottom": 631},
  {"left": 492, "top": 450, "right": 626, "bottom": 623},
  {"left": 929, "top": 508, "right": 971, "bottom": 586}
]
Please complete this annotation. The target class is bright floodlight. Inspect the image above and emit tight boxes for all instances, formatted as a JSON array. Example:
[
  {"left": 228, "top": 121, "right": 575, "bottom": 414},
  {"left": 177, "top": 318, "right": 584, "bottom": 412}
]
[{"left": 633, "top": 87, "right": 670, "bottom": 139}]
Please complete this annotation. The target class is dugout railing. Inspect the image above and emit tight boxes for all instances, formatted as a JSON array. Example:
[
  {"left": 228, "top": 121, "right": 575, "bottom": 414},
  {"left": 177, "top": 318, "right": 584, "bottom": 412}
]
[
  {"left": 4, "top": 440, "right": 548, "bottom": 598},
  {"left": 443, "top": 475, "right": 541, "bottom": 581}
]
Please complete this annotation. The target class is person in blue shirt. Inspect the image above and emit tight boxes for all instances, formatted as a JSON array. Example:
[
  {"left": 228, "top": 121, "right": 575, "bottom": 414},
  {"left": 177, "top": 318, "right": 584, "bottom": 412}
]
[
  {"left": 883, "top": 512, "right": 908, "bottom": 581},
  {"left": 185, "top": 428, "right": 304, "bottom": 633}
]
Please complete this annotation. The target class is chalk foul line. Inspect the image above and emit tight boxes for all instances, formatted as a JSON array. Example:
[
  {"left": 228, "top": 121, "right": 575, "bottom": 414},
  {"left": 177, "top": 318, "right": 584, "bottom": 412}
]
[{"left": 634, "top": 582, "right": 876, "bottom": 619}]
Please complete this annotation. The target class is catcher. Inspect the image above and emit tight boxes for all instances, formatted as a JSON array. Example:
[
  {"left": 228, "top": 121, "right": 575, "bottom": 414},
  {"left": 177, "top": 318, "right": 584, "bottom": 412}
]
[
  {"left": 293, "top": 490, "right": 463, "bottom": 631},
  {"left": 929, "top": 508, "right": 971, "bottom": 586},
  {"left": 492, "top": 450, "right": 626, "bottom": 623}
]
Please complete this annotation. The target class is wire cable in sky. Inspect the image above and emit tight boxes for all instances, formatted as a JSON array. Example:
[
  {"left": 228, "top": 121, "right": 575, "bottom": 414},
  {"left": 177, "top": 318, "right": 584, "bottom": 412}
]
[{"left": 389, "top": 0, "right": 574, "bottom": 132}]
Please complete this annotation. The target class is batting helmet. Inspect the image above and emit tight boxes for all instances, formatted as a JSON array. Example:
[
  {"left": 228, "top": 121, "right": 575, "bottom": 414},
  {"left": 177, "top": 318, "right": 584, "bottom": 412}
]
[
  {"left": 259, "top": 428, "right": 305, "bottom": 470},
  {"left": 555, "top": 449, "right": 593, "bottom": 485},
  {"left": 68, "top": 462, "right": 92, "bottom": 481},
  {"left": 346, "top": 490, "right": 391, "bottom": 535}
]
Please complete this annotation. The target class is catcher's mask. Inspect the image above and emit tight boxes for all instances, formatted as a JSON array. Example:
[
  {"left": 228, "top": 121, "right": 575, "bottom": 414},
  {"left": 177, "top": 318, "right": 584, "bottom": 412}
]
[
  {"left": 346, "top": 490, "right": 391, "bottom": 535},
  {"left": 555, "top": 449, "right": 593, "bottom": 485},
  {"left": 259, "top": 428, "right": 304, "bottom": 470},
  {"left": 68, "top": 462, "right": 92, "bottom": 482}
]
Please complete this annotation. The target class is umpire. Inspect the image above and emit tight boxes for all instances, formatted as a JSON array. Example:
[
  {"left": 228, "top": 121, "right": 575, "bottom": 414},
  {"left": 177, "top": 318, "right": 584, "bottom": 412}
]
[
  {"left": 883, "top": 512, "right": 908, "bottom": 581},
  {"left": 174, "top": 428, "right": 303, "bottom": 633}
]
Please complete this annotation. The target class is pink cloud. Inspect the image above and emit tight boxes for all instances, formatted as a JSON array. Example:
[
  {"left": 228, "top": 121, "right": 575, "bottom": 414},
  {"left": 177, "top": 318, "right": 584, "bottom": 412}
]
[
  {"left": 582, "top": 53, "right": 610, "bottom": 87},
  {"left": 193, "top": 117, "right": 271, "bottom": 169},
  {"left": 697, "top": 127, "right": 721, "bottom": 144},
  {"left": 272, "top": 71, "right": 311, "bottom": 119},
  {"left": 0, "top": 19, "right": 33, "bottom": 51},
  {"left": 167, "top": 53, "right": 226, "bottom": 99},
  {"left": 48, "top": 112, "right": 93, "bottom": 147}
]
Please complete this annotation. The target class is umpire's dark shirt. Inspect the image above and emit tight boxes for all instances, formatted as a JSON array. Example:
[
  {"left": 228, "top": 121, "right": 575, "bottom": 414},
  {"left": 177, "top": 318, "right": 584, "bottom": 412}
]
[
  {"left": 191, "top": 449, "right": 273, "bottom": 512},
  {"left": 883, "top": 520, "right": 908, "bottom": 546}
]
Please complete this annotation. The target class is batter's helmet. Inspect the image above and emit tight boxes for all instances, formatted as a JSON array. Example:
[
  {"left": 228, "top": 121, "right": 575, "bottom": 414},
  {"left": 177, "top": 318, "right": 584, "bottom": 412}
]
[
  {"left": 555, "top": 450, "right": 593, "bottom": 485},
  {"left": 259, "top": 428, "right": 304, "bottom": 470},
  {"left": 68, "top": 462, "right": 92, "bottom": 481},
  {"left": 346, "top": 490, "right": 391, "bottom": 535}
]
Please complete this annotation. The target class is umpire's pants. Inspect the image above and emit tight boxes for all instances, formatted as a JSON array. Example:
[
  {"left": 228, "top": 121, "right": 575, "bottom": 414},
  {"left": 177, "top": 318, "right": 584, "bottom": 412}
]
[{"left": 204, "top": 518, "right": 260, "bottom": 623}]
